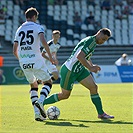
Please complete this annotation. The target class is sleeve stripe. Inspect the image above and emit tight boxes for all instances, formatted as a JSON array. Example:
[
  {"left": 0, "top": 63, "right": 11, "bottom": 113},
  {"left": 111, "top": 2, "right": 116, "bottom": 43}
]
[
  {"left": 38, "top": 32, "right": 44, "bottom": 34},
  {"left": 14, "top": 40, "right": 18, "bottom": 43}
]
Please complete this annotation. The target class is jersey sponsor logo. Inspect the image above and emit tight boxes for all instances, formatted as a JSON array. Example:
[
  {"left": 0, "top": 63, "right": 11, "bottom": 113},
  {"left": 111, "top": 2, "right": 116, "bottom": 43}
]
[
  {"left": 86, "top": 47, "right": 90, "bottom": 52},
  {"left": 22, "top": 63, "right": 35, "bottom": 69},
  {"left": 21, "top": 46, "right": 32, "bottom": 51},
  {"left": 84, "top": 47, "right": 90, "bottom": 53},
  {"left": 20, "top": 54, "right": 35, "bottom": 58}
]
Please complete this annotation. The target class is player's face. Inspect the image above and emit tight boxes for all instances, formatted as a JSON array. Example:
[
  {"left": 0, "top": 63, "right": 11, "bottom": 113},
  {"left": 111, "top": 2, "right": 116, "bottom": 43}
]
[
  {"left": 53, "top": 34, "right": 60, "bottom": 41},
  {"left": 97, "top": 34, "right": 109, "bottom": 44}
]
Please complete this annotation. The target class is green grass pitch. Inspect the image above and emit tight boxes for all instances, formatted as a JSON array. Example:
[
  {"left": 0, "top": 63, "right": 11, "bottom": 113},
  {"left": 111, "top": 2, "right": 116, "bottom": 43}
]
[{"left": 0, "top": 83, "right": 133, "bottom": 133}]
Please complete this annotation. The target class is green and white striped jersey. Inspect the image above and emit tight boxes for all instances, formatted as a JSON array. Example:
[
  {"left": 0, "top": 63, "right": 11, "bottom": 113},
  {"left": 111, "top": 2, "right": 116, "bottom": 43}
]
[{"left": 64, "top": 36, "right": 97, "bottom": 73}]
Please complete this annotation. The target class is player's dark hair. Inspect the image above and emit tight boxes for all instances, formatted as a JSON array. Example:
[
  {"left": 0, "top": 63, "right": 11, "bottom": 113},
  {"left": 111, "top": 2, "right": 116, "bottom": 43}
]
[
  {"left": 100, "top": 28, "right": 111, "bottom": 37},
  {"left": 25, "top": 7, "right": 39, "bottom": 19}
]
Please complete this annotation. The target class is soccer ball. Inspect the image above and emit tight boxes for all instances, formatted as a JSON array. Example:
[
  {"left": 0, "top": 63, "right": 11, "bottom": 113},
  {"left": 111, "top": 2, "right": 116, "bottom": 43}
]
[{"left": 46, "top": 106, "right": 60, "bottom": 120}]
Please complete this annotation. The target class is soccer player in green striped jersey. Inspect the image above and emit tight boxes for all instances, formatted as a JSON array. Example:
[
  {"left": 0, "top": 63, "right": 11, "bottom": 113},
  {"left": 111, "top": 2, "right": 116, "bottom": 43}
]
[{"left": 36, "top": 28, "right": 114, "bottom": 119}]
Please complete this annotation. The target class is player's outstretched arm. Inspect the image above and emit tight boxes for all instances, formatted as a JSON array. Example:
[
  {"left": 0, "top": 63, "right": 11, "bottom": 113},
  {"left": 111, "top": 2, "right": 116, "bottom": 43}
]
[
  {"left": 39, "top": 33, "right": 54, "bottom": 64},
  {"left": 42, "top": 52, "right": 50, "bottom": 60},
  {"left": 77, "top": 50, "right": 100, "bottom": 73},
  {"left": 87, "top": 59, "right": 93, "bottom": 67},
  {"left": 52, "top": 52, "right": 59, "bottom": 65},
  {"left": 13, "top": 42, "right": 19, "bottom": 59}
]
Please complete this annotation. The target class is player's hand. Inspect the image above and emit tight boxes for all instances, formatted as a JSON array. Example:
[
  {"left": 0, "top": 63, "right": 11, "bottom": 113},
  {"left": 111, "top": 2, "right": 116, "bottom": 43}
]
[
  {"left": 49, "top": 57, "right": 55, "bottom": 64},
  {"left": 54, "top": 59, "right": 59, "bottom": 65},
  {"left": 90, "top": 65, "right": 101, "bottom": 73}
]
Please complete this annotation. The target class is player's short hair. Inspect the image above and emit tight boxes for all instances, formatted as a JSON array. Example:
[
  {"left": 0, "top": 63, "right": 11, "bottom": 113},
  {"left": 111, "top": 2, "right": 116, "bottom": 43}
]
[
  {"left": 99, "top": 28, "right": 111, "bottom": 37},
  {"left": 122, "top": 53, "right": 127, "bottom": 58},
  {"left": 52, "top": 30, "right": 61, "bottom": 35},
  {"left": 25, "top": 7, "right": 39, "bottom": 19}
]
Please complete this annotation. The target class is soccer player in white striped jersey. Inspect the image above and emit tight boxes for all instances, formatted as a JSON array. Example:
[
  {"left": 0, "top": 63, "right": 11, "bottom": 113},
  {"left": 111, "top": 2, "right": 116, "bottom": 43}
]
[
  {"left": 37, "top": 30, "right": 61, "bottom": 84},
  {"left": 13, "top": 7, "right": 55, "bottom": 121}
]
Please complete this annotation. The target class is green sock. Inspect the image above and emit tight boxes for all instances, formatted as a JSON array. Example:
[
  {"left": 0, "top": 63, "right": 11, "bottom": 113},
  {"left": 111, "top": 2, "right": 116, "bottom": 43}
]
[
  {"left": 91, "top": 94, "right": 104, "bottom": 115},
  {"left": 43, "top": 93, "right": 59, "bottom": 105}
]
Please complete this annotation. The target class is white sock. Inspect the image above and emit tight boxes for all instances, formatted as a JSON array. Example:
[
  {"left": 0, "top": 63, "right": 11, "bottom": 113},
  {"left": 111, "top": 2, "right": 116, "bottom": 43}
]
[
  {"left": 33, "top": 105, "right": 40, "bottom": 115},
  {"left": 30, "top": 90, "right": 39, "bottom": 115},
  {"left": 39, "top": 85, "right": 51, "bottom": 104}
]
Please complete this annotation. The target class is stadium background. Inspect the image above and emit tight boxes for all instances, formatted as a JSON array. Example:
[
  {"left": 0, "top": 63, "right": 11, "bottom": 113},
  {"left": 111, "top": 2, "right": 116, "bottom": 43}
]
[{"left": 0, "top": 0, "right": 133, "bottom": 84}]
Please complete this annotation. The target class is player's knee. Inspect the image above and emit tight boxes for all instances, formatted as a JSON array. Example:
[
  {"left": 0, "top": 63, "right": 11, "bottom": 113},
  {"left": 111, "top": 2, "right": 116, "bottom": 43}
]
[
  {"left": 53, "top": 75, "right": 59, "bottom": 80},
  {"left": 58, "top": 90, "right": 71, "bottom": 100},
  {"left": 43, "top": 79, "right": 52, "bottom": 85},
  {"left": 93, "top": 84, "right": 98, "bottom": 93},
  {"left": 30, "top": 81, "right": 38, "bottom": 88},
  {"left": 95, "top": 84, "right": 98, "bottom": 91},
  {"left": 90, "top": 84, "right": 98, "bottom": 94}
]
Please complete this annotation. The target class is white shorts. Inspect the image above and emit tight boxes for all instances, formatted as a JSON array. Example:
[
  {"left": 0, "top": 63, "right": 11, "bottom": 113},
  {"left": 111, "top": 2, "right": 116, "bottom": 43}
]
[
  {"left": 19, "top": 60, "right": 51, "bottom": 84},
  {"left": 44, "top": 59, "right": 58, "bottom": 73}
]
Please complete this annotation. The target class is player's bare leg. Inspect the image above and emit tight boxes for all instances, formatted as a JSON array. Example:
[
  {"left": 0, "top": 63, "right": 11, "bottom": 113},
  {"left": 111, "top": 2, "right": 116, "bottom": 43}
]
[
  {"left": 37, "top": 79, "right": 42, "bottom": 84},
  {"left": 37, "top": 71, "right": 59, "bottom": 84},
  {"left": 58, "top": 88, "right": 71, "bottom": 100}
]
